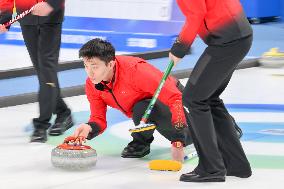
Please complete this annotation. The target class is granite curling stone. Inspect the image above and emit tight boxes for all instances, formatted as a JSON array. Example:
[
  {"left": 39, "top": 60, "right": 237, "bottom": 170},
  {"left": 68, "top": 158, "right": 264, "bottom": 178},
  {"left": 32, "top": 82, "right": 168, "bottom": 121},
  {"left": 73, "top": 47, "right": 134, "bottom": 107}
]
[{"left": 51, "top": 136, "right": 97, "bottom": 170}]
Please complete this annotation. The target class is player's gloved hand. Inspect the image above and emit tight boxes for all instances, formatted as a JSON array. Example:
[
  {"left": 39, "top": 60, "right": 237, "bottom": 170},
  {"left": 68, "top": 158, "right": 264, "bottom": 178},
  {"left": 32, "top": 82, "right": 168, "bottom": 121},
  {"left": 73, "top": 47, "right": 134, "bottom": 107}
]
[
  {"left": 171, "top": 141, "right": 185, "bottom": 162},
  {"left": 73, "top": 123, "right": 92, "bottom": 143},
  {"left": 0, "top": 24, "right": 8, "bottom": 34}
]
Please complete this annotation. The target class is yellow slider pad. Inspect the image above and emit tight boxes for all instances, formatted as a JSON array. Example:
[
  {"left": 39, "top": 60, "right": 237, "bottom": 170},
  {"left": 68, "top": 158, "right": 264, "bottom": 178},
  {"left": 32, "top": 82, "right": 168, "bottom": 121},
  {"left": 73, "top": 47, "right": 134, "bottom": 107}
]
[{"left": 149, "top": 160, "right": 182, "bottom": 172}]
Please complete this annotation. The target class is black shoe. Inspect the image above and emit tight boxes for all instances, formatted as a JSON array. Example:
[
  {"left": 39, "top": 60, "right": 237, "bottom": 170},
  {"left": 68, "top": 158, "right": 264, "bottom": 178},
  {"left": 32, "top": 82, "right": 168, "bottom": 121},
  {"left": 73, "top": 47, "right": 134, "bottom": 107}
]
[
  {"left": 30, "top": 128, "right": 47, "bottom": 143},
  {"left": 48, "top": 115, "right": 74, "bottom": 136},
  {"left": 121, "top": 140, "right": 150, "bottom": 158},
  {"left": 227, "top": 170, "right": 252, "bottom": 178},
  {"left": 180, "top": 171, "right": 225, "bottom": 182}
]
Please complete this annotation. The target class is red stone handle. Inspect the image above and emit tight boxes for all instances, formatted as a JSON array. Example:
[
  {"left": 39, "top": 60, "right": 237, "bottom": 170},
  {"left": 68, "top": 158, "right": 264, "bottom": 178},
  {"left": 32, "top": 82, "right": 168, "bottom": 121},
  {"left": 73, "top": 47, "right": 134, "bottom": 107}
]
[{"left": 57, "top": 136, "right": 91, "bottom": 150}]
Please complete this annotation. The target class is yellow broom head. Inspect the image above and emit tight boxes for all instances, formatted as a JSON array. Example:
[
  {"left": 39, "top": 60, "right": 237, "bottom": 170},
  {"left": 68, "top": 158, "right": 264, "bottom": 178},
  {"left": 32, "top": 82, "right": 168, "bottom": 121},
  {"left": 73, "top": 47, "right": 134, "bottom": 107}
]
[{"left": 148, "top": 160, "right": 182, "bottom": 171}]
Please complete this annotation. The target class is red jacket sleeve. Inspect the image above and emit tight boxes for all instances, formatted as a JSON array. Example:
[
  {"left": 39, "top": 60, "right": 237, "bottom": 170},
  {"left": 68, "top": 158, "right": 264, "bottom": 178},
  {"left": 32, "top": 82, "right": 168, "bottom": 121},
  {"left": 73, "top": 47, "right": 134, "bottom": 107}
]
[
  {"left": 171, "top": 0, "right": 207, "bottom": 58},
  {"left": 132, "top": 62, "right": 187, "bottom": 129},
  {"left": 0, "top": 0, "right": 13, "bottom": 12},
  {"left": 85, "top": 79, "right": 107, "bottom": 135},
  {"left": 177, "top": 0, "right": 206, "bottom": 45},
  {"left": 0, "top": 0, "right": 13, "bottom": 24}
]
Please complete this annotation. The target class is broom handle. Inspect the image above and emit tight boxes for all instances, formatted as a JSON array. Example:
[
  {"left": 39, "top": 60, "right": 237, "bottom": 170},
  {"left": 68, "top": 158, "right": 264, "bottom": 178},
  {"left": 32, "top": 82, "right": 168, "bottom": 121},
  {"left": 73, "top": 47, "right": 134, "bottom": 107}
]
[
  {"left": 3, "top": 2, "right": 42, "bottom": 28},
  {"left": 184, "top": 150, "right": 198, "bottom": 161},
  {"left": 141, "top": 60, "right": 174, "bottom": 123}
]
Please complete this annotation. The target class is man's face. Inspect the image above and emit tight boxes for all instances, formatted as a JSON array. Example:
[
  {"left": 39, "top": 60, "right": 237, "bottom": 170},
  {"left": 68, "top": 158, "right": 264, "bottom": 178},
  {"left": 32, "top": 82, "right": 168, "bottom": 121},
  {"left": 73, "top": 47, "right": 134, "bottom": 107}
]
[{"left": 83, "top": 57, "right": 113, "bottom": 84}]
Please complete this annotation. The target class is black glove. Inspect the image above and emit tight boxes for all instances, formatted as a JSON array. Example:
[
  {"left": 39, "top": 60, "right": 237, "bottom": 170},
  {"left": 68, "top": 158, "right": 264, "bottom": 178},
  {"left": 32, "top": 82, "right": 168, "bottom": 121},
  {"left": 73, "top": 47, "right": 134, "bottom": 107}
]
[
  {"left": 86, "top": 122, "right": 102, "bottom": 140},
  {"left": 170, "top": 37, "right": 191, "bottom": 58},
  {"left": 171, "top": 123, "right": 189, "bottom": 147},
  {"left": 0, "top": 13, "right": 12, "bottom": 30}
]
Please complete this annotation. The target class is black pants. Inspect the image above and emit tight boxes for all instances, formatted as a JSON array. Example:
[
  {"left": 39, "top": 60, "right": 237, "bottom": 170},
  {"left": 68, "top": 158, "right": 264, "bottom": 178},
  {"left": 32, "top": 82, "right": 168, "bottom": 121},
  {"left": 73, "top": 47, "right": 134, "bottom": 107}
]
[
  {"left": 131, "top": 99, "right": 192, "bottom": 146},
  {"left": 183, "top": 35, "right": 253, "bottom": 176},
  {"left": 21, "top": 24, "right": 70, "bottom": 130}
]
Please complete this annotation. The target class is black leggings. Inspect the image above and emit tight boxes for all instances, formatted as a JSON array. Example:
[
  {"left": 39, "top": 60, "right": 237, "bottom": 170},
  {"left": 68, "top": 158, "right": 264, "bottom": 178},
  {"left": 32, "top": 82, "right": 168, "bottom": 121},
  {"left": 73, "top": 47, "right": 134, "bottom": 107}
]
[
  {"left": 131, "top": 99, "right": 193, "bottom": 146},
  {"left": 183, "top": 35, "right": 253, "bottom": 176},
  {"left": 21, "top": 24, "right": 70, "bottom": 129}
]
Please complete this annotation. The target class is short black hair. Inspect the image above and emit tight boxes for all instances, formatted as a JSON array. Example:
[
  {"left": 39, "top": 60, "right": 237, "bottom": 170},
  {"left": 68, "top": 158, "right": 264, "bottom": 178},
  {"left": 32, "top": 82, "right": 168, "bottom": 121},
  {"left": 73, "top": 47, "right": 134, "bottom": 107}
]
[{"left": 79, "top": 38, "right": 115, "bottom": 63}]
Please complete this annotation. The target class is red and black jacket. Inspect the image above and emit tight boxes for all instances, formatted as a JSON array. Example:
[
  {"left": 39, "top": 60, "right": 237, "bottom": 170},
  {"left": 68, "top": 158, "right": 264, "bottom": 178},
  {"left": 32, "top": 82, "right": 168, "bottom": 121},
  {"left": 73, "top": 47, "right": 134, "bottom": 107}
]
[
  {"left": 85, "top": 56, "right": 187, "bottom": 141},
  {"left": 0, "top": 0, "right": 64, "bottom": 26},
  {"left": 171, "top": 0, "right": 253, "bottom": 58}
]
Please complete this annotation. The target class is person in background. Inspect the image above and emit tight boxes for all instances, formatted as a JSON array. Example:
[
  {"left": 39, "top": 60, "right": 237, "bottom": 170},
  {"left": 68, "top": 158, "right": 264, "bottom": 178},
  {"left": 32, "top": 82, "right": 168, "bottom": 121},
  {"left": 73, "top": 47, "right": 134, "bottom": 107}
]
[{"left": 0, "top": 0, "right": 73, "bottom": 143}]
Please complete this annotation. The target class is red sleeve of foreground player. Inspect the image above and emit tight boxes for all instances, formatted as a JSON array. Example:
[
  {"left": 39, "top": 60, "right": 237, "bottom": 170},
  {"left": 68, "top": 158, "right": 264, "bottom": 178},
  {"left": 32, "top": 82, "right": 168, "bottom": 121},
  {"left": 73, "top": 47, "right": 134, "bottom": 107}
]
[{"left": 85, "top": 78, "right": 107, "bottom": 134}]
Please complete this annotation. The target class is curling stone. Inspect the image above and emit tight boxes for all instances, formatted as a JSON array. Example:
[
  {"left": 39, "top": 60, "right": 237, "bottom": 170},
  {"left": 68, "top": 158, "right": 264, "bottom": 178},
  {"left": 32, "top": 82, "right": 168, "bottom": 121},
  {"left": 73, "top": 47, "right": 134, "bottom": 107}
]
[
  {"left": 259, "top": 48, "right": 284, "bottom": 68},
  {"left": 51, "top": 136, "right": 97, "bottom": 170}
]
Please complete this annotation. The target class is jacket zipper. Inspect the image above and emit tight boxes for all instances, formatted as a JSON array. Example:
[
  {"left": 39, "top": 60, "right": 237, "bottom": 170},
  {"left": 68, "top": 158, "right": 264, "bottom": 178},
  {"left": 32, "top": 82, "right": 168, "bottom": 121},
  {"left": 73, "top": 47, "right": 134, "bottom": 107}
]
[
  {"left": 103, "top": 84, "right": 128, "bottom": 114},
  {"left": 204, "top": 20, "right": 209, "bottom": 31}
]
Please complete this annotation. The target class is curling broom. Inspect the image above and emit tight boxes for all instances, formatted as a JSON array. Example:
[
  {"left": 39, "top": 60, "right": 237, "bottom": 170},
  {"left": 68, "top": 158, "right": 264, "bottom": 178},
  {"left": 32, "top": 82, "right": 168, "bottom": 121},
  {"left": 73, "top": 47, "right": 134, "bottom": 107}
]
[{"left": 129, "top": 60, "right": 174, "bottom": 133}]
